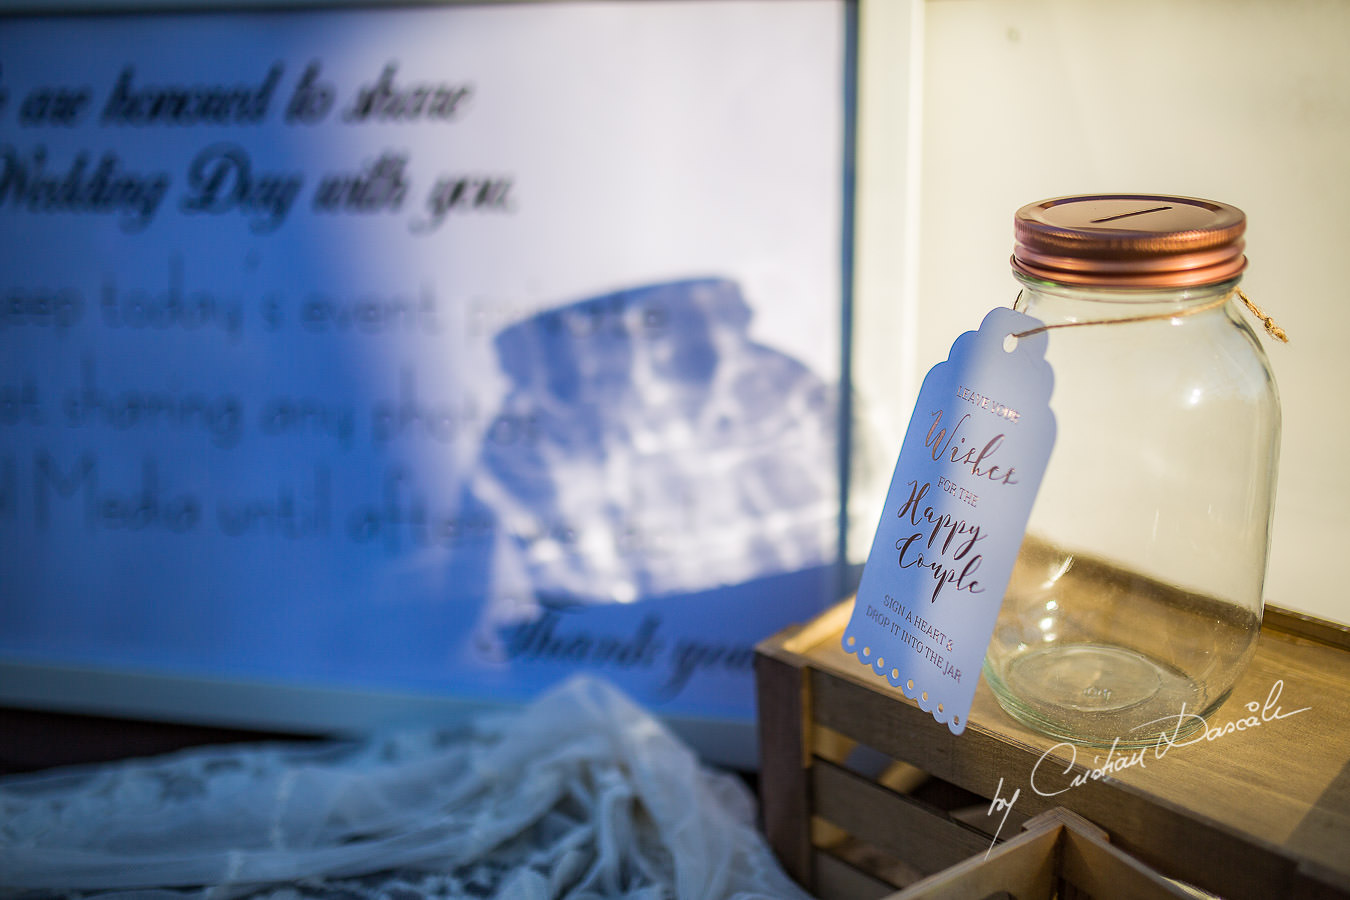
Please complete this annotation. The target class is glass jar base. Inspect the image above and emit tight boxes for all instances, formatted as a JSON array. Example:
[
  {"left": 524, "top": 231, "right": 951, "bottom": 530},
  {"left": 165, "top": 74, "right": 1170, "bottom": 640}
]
[
  {"left": 1009, "top": 644, "right": 1161, "bottom": 712},
  {"left": 987, "top": 643, "right": 1207, "bottom": 748}
]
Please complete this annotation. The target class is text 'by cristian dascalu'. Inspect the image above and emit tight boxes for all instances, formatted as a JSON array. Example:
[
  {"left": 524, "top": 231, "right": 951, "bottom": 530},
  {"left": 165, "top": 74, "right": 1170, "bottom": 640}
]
[
  {"left": 0, "top": 62, "right": 513, "bottom": 233},
  {"left": 981, "top": 679, "right": 1311, "bottom": 856}
]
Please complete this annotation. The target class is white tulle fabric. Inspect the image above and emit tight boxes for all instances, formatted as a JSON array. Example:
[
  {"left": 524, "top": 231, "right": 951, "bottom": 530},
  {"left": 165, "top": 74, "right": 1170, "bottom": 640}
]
[{"left": 0, "top": 677, "right": 809, "bottom": 900}]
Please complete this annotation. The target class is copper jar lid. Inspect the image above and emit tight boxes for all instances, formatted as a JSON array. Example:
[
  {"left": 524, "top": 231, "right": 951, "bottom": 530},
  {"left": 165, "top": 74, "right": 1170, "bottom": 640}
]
[{"left": 1012, "top": 194, "right": 1247, "bottom": 288}]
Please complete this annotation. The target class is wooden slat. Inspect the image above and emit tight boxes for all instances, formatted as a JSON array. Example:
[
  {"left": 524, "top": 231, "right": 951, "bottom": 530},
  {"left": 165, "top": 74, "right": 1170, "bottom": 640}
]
[
  {"left": 879, "top": 819, "right": 1062, "bottom": 900},
  {"left": 781, "top": 599, "right": 855, "bottom": 655},
  {"left": 813, "top": 848, "right": 899, "bottom": 900},
  {"left": 1057, "top": 822, "right": 1198, "bottom": 899},
  {"left": 811, "top": 758, "right": 990, "bottom": 873},
  {"left": 754, "top": 632, "right": 814, "bottom": 888},
  {"left": 1265, "top": 604, "right": 1350, "bottom": 651},
  {"left": 809, "top": 664, "right": 1061, "bottom": 816},
  {"left": 1292, "top": 858, "right": 1350, "bottom": 900}
]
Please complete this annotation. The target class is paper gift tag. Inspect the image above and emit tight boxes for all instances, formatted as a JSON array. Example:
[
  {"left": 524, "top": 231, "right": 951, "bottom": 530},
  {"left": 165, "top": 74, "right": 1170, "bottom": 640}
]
[{"left": 844, "top": 307, "right": 1056, "bottom": 734}]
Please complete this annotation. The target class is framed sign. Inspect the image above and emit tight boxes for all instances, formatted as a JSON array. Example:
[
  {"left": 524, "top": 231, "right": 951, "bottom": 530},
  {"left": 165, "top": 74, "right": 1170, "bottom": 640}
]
[{"left": 0, "top": 0, "right": 857, "bottom": 765}]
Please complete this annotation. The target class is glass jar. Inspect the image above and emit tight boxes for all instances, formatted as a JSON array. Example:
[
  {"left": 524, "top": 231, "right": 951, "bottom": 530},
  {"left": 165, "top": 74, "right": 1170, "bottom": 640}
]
[{"left": 982, "top": 194, "right": 1281, "bottom": 748}]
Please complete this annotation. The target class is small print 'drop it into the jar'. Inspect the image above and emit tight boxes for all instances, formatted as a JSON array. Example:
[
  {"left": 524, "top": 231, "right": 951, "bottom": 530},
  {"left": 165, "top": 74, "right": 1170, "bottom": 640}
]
[{"left": 982, "top": 194, "right": 1281, "bottom": 749}]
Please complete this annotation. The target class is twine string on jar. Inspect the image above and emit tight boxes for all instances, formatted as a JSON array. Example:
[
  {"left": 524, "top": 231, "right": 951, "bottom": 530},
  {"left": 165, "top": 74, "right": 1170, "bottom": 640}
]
[{"left": 1011, "top": 287, "right": 1289, "bottom": 343}]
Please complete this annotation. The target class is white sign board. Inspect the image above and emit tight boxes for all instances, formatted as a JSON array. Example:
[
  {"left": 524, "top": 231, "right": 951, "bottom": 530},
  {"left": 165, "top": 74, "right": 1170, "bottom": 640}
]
[{"left": 0, "top": 0, "right": 851, "bottom": 758}]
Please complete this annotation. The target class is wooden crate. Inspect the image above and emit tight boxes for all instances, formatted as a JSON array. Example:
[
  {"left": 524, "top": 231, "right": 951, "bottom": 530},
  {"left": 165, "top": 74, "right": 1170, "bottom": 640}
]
[{"left": 755, "top": 600, "right": 1350, "bottom": 900}]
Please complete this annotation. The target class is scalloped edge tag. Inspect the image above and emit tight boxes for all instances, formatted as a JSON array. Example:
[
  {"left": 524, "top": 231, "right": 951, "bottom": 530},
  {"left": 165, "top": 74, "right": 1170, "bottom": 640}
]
[{"left": 844, "top": 307, "right": 1056, "bottom": 734}]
